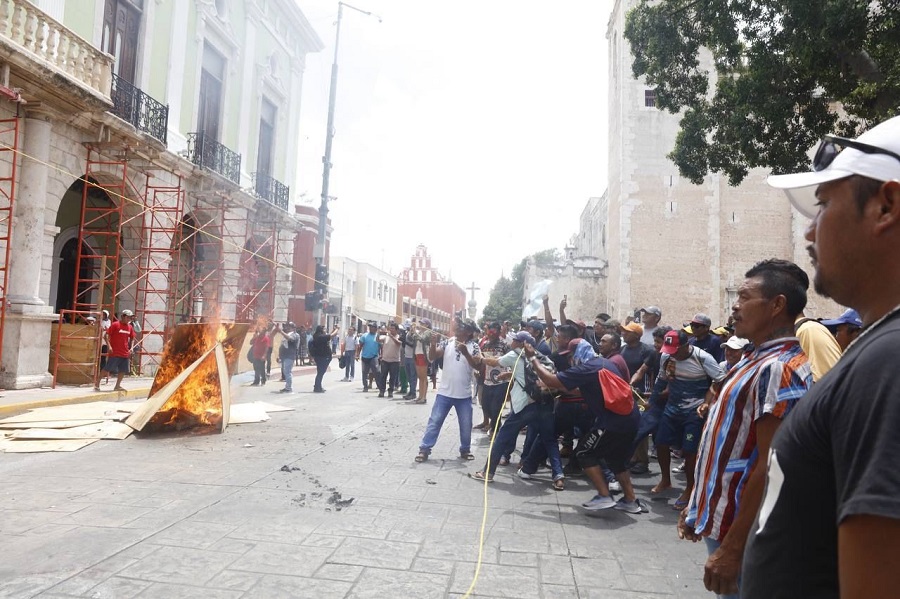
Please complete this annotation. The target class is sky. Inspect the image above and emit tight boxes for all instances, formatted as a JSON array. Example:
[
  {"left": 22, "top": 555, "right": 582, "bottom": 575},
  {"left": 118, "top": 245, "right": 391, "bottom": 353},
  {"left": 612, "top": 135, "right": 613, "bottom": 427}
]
[{"left": 294, "top": 1, "right": 611, "bottom": 315}]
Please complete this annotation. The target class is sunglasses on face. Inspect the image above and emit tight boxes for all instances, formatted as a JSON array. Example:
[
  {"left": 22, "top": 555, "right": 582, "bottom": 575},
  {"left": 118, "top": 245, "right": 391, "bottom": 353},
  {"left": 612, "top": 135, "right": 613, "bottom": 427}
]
[{"left": 813, "top": 134, "right": 900, "bottom": 172}]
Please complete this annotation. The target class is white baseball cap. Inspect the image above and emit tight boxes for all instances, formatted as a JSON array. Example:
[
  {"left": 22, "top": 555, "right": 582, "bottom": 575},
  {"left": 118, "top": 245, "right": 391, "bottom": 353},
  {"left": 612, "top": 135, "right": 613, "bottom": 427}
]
[
  {"left": 720, "top": 336, "right": 750, "bottom": 350},
  {"left": 768, "top": 115, "right": 900, "bottom": 218}
]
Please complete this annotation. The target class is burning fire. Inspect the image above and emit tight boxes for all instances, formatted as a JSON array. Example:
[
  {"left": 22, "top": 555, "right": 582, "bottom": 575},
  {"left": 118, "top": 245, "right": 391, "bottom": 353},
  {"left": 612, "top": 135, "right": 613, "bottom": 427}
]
[{"left": 143, "top": 322, "right": 248, "bottom": 434}]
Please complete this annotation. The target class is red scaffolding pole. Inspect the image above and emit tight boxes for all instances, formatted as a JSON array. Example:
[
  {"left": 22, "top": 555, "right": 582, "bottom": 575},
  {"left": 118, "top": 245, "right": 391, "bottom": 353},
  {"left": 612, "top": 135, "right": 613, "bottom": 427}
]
[
  {"left": 247, "top": 215, "right": 277, "bottom": 321},
  {"left": 0, "top": 116, "right": 19, "bottom": 369}
]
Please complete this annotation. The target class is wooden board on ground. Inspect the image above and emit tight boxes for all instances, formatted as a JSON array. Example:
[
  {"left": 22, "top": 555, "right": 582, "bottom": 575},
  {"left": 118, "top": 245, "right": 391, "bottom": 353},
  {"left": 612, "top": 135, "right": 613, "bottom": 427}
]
[
  {"left": 0, "top": 438, "right": 100, "bottom": 453},
  {"left": 0, "top": 419, "right": 105, "bottom": 429},
  {"left": 9, "top": 421, "right": 133, "bottom": 441},
  {"left": 0, "top": 401, "right": 137, "bottom": 425},
  {"left": 252, "top": 401, "right": 294, "bottom": 413},
  {"left": 229, "top": 402, "right": 270, "bottom": 424},
  {"left": 216, "top": 344, "right": 230, "bottom": 432}
]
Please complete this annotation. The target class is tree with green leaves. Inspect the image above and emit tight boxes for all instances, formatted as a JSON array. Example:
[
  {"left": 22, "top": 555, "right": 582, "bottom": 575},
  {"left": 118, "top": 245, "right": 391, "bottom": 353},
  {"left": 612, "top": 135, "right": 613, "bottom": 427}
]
[{"left": 624, "top": 0, "right": 900, "bottom": 185}]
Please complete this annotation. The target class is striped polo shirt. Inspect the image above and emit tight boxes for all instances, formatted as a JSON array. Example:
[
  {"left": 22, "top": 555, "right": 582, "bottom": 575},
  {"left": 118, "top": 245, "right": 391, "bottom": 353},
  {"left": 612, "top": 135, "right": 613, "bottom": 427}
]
[{"left": 686, "top": 337, "right": 812, "bottom": 542}]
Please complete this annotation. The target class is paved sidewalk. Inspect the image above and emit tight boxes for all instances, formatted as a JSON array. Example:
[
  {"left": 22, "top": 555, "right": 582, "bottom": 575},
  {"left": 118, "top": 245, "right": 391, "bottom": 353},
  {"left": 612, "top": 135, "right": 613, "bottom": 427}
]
[{"left": 0, "top": 363, "right": 710, "bottom": 598}]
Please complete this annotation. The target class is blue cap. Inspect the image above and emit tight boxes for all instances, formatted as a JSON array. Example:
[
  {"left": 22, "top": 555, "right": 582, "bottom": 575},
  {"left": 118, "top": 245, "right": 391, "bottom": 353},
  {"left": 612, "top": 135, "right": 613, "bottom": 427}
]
[
  {"left": 512, "top": 331, "right": 535, "bottom": 345},
  {"left": 821, "top": 309, "right": 863, "bottom": 328}
]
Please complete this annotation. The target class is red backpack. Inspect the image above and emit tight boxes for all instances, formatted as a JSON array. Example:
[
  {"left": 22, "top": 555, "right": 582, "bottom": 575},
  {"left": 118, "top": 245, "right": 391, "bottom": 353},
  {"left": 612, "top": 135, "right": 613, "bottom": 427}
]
[{"left": 598, "top": 368, "right": 635, "bottom": 415}]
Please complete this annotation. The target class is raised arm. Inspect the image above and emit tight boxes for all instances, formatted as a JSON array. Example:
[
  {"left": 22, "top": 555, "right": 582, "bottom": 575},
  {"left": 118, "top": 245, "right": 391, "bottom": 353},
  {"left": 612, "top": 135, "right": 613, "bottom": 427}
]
[{"left": 543, "top": 295, "right": 555, "bottom": 338}]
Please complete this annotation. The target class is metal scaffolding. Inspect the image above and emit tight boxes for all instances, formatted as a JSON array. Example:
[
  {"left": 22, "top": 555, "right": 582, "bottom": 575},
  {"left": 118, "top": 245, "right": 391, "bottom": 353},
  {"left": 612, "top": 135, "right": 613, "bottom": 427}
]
[{"left": 0, "top": 116, "right": 19, "bottom": 369}]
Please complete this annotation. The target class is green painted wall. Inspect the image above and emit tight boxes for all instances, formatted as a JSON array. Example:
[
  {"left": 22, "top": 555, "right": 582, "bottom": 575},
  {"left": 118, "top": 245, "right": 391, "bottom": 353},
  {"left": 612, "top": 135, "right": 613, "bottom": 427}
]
[{"left": 63, "top": 1, "right": 99, "bottom": 44}]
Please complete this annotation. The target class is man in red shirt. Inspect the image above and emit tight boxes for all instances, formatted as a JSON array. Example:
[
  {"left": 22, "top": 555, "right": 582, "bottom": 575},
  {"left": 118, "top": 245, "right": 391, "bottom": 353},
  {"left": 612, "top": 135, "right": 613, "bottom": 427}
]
[{"left": 95, "top": 309, "right": 136, "bottom": 392}]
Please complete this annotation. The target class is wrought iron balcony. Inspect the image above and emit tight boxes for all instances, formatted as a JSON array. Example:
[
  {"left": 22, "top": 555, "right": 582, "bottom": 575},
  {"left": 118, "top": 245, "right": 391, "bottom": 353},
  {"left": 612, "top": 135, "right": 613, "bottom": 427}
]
[
  {"left": 110, "top": 74, "right": 168, "bottom": 144},
  {"left": 253, "top": 172, "right": 290, "bottom": 211},
  {"left": 186, "top": 132, "right": 241, "bottom": 185}
]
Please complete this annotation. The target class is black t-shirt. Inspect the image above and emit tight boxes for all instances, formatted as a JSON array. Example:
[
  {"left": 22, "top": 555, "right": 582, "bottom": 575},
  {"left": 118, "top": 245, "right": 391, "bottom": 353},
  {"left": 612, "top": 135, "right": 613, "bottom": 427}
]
[
  {"left": 691, "top": 333, "right": 724, "bottom": 362},
  {"left": 742, "top": 312, "right": 900, "bottom": 598},
  {"left": 556, "top": 356, "right": 640, "bottom": 433},
  {"left": 620, "top": 342, "right": 653, "bottom": 381}
]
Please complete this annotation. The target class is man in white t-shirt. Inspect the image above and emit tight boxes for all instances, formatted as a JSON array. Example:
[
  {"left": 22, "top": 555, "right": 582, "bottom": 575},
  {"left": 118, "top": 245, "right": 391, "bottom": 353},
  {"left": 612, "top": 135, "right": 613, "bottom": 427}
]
[{"left": 414, "top": 319, "right": 482, "bottom": 462}]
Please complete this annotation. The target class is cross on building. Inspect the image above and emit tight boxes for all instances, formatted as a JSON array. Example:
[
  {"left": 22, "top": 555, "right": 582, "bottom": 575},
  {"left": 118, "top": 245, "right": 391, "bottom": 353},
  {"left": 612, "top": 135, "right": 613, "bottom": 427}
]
[
  {"left": 466, "top": 282, "right": 480, "bottom": 319},
  {"left": 467, "top": 282, "right": 480, "bottom": 301}
]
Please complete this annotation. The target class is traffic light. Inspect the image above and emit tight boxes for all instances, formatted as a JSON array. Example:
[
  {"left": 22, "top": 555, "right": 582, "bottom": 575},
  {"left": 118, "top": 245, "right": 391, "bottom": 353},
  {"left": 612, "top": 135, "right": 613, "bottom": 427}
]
[
  {"left": 304, "top": 290, "right": 320, "bottom": 311},
  {"left": 314, "top": 262, "right": 328, "bottom": 292}
]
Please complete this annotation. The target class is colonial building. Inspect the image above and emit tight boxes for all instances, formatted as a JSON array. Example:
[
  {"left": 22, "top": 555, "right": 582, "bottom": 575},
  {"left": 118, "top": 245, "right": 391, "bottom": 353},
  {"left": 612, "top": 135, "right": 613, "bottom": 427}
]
[
  {"left": 603, "top": 0, "right": 837, "bottom": 325},
  {"left": 397, "top": 245, "right": 463, "bottom": 335},
  {"left": 328, "top": 256, "right": 397, "bottom": 331},
  {"left": 0, "top": 0, "right": 323, "bottom": 388}
]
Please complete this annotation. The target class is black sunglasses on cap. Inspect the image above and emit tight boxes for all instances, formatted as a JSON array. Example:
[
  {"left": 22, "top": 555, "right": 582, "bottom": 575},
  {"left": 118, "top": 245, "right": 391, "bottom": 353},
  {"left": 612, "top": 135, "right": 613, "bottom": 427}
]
[{"left": 813, "top": 134, "right": 900, "bottom": 172}]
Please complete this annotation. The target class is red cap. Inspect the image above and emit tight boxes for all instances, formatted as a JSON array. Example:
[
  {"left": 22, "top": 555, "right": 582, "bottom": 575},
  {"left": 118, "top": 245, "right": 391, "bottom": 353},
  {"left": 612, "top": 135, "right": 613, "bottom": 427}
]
[{"left": 661, "top": 330, "right": 681, "bottom": 355}]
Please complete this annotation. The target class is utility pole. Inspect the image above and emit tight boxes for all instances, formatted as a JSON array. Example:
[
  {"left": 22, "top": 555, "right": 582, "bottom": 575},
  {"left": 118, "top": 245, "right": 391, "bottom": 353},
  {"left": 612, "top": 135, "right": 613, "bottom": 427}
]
[{"left": 315, "top": 2, "right": 380, "bottom": 326}]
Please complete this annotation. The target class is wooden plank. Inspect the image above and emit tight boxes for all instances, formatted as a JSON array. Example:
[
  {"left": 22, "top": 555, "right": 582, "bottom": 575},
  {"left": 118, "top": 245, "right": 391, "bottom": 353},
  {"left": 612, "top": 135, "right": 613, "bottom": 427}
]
[
  {"left": 1, "top": 438, "right": 99, "bottom": 453},
  {"left": 228, "top": 402, "right": 270, "bottom": 424},
  {"left": 251, "top": 401, "right": 295, "bottom": 413},
  {"left": 216, "top": 344, "right": 230, "bottom": 432},
  {"left": 124, "top": 344, "right": 217, "bottom": 432},
  {"left": 9, "top": 421, "right": 133, "bottom": 440},
  {"left": 0, "top": 419, "right": 105, "bottom": 429}
]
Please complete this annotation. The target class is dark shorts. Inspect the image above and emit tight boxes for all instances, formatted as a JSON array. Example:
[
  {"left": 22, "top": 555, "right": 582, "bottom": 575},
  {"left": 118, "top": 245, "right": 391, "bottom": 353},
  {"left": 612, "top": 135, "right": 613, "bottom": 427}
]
[
  {"left": 576, "top": 427, "right": 637, "bottom": 474},
  {"left": 482, "top": 384, "right": 507, "bottom": 421},
  {"left": 105, "top": 356, "right": 131, "bottom": 375},
  {"left": 656, "top": 404, "right": 703, "bottom": 454}
]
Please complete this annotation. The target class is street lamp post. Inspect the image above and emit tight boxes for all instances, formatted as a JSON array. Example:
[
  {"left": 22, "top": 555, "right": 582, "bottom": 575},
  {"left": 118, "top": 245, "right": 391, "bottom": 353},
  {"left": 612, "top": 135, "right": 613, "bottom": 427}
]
[{"left": 315, "top": 1, "right": 380, "bottom": 326}]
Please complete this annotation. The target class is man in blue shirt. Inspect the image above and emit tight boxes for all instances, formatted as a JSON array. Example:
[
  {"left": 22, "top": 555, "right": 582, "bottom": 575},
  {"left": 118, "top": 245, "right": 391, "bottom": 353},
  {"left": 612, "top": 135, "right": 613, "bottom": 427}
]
[{"left": 355, "top": 322, "right": 381, "bottom": 392}]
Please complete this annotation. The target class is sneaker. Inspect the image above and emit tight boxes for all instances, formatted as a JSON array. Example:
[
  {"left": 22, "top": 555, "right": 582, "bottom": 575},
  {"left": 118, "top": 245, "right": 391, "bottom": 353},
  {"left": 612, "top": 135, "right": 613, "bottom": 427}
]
[
  {"left": 582, "top": 494, "right": 616, "bottom": 511},
  {"left": 279, "top": 388, "right": 292, "bottom": 394},
  {"left": 608, "top": 480, "right": 622, "bottom": 493},
  {"left": 377, "top": 392, "right": 385, "bottom": 398},
  {"left": 340, "top": 378, "right": 349, "bottom": 382},
  {"left": 613, "top": 497, "right": 647, "bottom": 514},
  {"left": 516, "top": 469, "right": 533, "bottom": 480},
  {"left": 672, "top": 463, "right": 685, "bottom": 474}
]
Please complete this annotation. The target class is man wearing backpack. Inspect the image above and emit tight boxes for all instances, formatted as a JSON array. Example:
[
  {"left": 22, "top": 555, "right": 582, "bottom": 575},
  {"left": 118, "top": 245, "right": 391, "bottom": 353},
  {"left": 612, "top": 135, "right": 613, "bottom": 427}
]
[
  {"left": 523, "top": 340, "right": 645, "bottom": 513},
  {"left": 470, "top": 331, "right": 565, "bottom": 489},
  {"left": 277, "top": 322, "right": 301, "bottom": 393}
]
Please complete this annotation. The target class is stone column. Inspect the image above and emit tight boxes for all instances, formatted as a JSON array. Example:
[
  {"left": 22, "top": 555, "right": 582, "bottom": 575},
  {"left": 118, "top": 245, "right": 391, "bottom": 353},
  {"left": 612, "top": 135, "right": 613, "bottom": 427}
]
[{"left": 1, "top": 115, "right": 56, "bottom": 389}]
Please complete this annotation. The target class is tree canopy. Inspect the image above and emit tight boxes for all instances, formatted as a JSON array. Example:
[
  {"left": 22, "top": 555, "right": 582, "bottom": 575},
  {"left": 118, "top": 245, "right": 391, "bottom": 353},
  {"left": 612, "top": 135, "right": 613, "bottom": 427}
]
[{"left": 624, "top": 0, "right": 900, "bottom": 185}]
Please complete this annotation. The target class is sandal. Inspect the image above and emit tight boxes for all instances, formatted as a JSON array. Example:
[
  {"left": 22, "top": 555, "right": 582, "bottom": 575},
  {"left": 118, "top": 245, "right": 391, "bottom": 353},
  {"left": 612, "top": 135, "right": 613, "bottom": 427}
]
[
  {"left": 672, "top": 498, "right": 689, "bottom": 511},
  {"left": 468, "top": 471, "right": 493, "bottom": 483},
  {"left": 498, "top": 457, "right": 510, "bottom": 466},
  {"left": 460, "top": 452, "right": 475, "bottom": 460},
  {"left": 414, "top": 452, "right": 428, "bottom": 463},
  {"left": 552, "top": 477, "right": 566, "bottom": 491}
]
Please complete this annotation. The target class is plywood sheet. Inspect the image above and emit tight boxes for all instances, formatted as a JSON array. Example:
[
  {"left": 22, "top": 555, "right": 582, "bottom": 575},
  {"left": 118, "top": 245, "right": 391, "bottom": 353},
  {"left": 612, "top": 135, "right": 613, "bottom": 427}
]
[
  {"left": 9, "top": 421, "right": 133, "bottom": 440},
  {"left": 0, "top": 401, "right": 136, "bottom": 424},
  {"left": 228, "top": 403, "right": 271, "bottom": 424},
  {"left": 1, "top": 438, "right": 99, "bottom": 453},
  {"left": 0, "top": 419, "right": 104, "bottom": 429}
]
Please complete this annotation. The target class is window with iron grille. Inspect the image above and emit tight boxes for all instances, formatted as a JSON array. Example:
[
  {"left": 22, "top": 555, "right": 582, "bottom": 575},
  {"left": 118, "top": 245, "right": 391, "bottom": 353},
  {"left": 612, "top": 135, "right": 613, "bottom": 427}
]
[{"left": 644, "top": 88, "right": 657, "bottom": 108}]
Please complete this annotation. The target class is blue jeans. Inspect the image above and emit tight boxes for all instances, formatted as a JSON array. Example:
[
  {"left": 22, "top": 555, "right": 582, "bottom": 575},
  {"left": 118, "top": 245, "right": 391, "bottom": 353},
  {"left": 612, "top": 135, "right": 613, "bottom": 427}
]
[
  {"left": 486, "top": 403, "right": 562, "bottom": 478},
  {"left": 281, "top": 358, "right": 294, "bottom": 390},
  {"left": 418, "top": 394, "right": 473, "bottom": 455},
  {"left": 518, "top": 402, "right": 564, "bottom": 480},
  {"left": 343, "top": 350, "right": 356, "bottom": 379},
  {"left": 631, "top": 401, "right": 664, "bottom": 456},
  {"left": 313, "top": 355, "right": 330, "bottom": 391},
  {"left": 361, "top": 356, "right": 379, "bottom": 390},
  {"left": 704, "top": 538, "right": 740, "bottom": 599},
  {"left": 403, "top": 356, "right": 416, "bottom": 395}
]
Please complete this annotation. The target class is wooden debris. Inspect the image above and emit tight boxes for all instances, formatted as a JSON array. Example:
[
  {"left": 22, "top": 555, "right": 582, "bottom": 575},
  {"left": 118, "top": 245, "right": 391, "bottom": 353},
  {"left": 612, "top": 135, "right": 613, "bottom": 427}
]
[
  {"left": 252, "top": 401, "right": 295, "bottom": 413},
  {"left": 229, "top": 403, "right": 271, "bottom": 424},
  {"left": 9, "top": 421, "right": 133, "bottom": 441},
  {"left": 0, "top": 419, "right": 105, "bottom": 429}
]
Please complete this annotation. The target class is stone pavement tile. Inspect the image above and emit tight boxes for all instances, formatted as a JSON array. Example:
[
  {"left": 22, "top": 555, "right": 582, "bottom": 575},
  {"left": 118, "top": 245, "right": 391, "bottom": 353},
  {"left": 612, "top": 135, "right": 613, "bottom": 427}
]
[
  {"left": 450, "top": 562, "right": 540, "bottom": 598},
  {"left": 347, "top": 567, "right": 450, "bottom": 599},
  {"left": 315, "top": 563, "right": 364, "bottom": 582},
  {"left": 129, "top": 582, "right": 244, "bottom": 598},
  {"left": 0, "top": 509, "right": 64, "bottom": 535},
  {"left": 301, "top": 533, "right": 346, "bottom": 549},
  {"left": 327, "top": 537, "right": 420, "bottom": 570},
  {"left": 229, "top": 541, "right": 333, "bottom": 576},
  {"left": 116, "top": 542, "right": 161, "bottom": 560},
  {"left": 78, "top": 575, "right": 150, "bottom": 598},
  {"left": 0, "top": 490, "right": 93, "bottom": 513},
  {"left": 147, "top": 520, "right": 237, "bottom": 549},
  {"left": 119, "top": 499, "right": 212, "bottom": 531},
  {"left": 498, "top": 550, "right": 537, "bottom": 567},
  {"left": 116, "top": 545, "right": 238, "bottom": 585},
  {"left": 46, "top": 567, "right": 122, "bottom": 596},
  {"left": 580, "top": 588, "right": 672, "bottom": 598},
  {"left": 206, "top": 537, "right": 257, "bottom": 554},
  {"left": 243, "top": 574, "right": 353, "bottom": 598},
  {"left": 385, "top": 519, "right": 442, "bottom": 543},
  {"left": 418, "top": 536, "right": 499, "bottom": 564},
  {"left": 227, "top": 512, "right": 321, "bottom": 544},
  {"left": 313, "top": 515, "right": 392, "bottom": 540},
  {"left": 81, "top": 485, "right": 176, "bottom": 508},
  {"left": 59, "top": 503, "right": 154, "bottom": 528},
  {"left": 538, "top": 554, "right": 576, "bottom": 586},
  {"left": 490, "top": 529, "right": 570, "bottom": 556},
  {"left": 411, "top": 557, "right": 455, "bottom": 576},
  {"left": 206, "top": 569, "right": 261, "bottom": 592},
  {"left": 570, "top": 556, "right": 628, "bottom": 590},
  {"left": 22, "top": 523, "right": 82, "bottom": 538},
  {"left": 619, "top": 572, "right": 675, "bottom": 594},
  {"left": 540, "top": 584, "right": 580, "bottom": 599}
]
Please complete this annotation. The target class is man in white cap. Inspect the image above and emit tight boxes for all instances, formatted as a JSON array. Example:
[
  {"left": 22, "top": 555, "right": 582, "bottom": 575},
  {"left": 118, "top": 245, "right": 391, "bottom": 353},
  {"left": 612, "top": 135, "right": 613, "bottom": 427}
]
[
  {"left": 719, "top": 336, "right": 749, "bottom": 372},
  {"left": 640, "top": 306, "right": 663, "bottom": 345},
  {"left": 742, "top": 116, "right": 900, "bottom": 597}
]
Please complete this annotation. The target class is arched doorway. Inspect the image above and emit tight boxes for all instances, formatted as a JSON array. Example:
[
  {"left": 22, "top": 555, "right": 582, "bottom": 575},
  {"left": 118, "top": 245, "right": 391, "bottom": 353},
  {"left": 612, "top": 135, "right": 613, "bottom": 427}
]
[{"left": 54, "top": 237, "right": 96, "bottom": 314}]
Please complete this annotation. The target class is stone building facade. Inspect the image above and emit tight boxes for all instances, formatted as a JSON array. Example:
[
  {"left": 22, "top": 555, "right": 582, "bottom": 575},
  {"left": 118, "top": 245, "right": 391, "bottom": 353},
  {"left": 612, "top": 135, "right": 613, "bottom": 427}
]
[
  {"left": 603, "top": 0, "right": 838, "bottom": 326},
  {"left": 0, "top": 0, "right": 322, "bottom": 388}
]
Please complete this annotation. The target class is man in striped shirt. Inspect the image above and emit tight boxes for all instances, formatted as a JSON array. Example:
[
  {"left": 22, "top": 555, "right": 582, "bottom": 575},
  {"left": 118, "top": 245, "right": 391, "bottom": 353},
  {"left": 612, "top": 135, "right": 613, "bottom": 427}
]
[{"left": 678, "top": 259, "right": 813, "bottom": 599}]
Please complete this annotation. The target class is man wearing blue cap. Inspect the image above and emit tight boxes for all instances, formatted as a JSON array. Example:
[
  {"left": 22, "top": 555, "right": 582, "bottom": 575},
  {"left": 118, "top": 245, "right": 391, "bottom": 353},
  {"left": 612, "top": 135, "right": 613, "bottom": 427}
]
[
  {"left": 743, "top": 115, "right": 900, "bottom": 598},
  {"left": 821, "top": 308, "right": 863, "bottom": 351}
]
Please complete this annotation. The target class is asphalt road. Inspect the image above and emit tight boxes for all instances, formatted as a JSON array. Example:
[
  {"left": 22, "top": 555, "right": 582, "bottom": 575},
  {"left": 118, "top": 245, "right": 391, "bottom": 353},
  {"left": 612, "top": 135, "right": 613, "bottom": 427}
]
[{"left": 0, "top": 365, "right": 710, "bottom": 598}]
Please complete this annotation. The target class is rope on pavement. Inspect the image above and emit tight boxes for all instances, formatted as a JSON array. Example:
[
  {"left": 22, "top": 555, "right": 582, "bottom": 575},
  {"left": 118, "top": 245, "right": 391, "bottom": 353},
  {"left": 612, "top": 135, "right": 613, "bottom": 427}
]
[{"left": 462, "top": 351, "right": 521, "bottom": 598}]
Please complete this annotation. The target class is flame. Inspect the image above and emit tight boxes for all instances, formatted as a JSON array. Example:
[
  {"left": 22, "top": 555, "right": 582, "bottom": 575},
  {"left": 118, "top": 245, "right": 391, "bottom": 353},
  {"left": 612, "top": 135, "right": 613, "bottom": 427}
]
[{"left": 145, "top": 321, "right": 248, "bottom": 433}]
